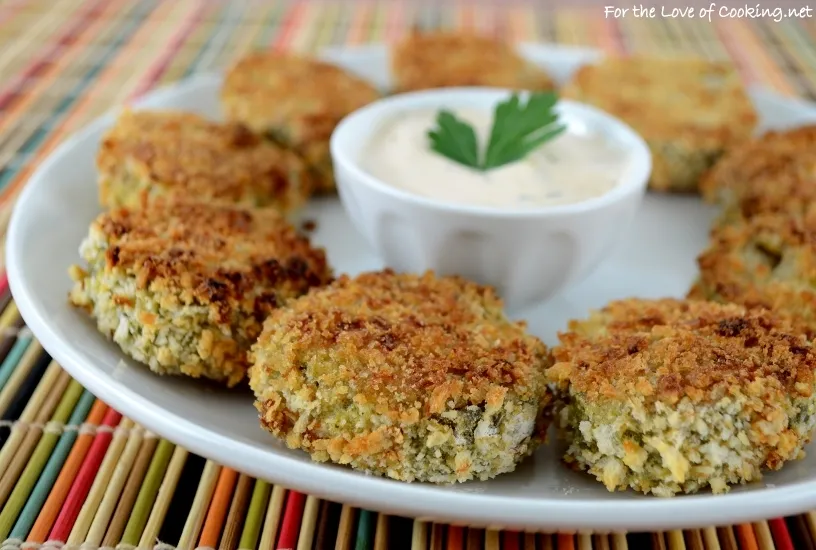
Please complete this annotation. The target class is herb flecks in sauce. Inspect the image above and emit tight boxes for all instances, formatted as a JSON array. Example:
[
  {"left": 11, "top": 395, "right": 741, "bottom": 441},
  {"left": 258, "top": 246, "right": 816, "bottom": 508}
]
[{"left": 363, "top": 106, "right": 628, "bottom": 209}]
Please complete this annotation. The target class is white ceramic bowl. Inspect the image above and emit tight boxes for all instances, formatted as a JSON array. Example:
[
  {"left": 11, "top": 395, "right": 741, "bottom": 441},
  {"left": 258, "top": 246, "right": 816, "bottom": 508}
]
[{"left": 330, "top": 88, "right": 652, "bottom": 309}]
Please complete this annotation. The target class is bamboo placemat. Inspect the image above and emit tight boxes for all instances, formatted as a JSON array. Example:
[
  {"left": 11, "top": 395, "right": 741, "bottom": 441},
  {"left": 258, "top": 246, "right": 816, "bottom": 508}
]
[{"left": 3, "top": 0, "right": 816, "bottom": 548}]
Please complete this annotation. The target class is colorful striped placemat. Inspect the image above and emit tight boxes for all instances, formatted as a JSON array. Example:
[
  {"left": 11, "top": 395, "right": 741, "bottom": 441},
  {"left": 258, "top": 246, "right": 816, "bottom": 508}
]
[{"left": 3, "top": 0, "right": 816, "bottom": 548}]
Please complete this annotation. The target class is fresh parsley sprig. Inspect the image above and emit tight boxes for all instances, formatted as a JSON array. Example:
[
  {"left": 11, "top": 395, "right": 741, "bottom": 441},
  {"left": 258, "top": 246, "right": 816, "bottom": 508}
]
[{"left": 427, "top": 91, "right": 566, "bottom": 171}]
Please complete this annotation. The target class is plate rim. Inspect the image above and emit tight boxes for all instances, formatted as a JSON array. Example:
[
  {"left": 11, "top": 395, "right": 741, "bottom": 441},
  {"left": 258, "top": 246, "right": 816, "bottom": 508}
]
[{"left": 8, "top": 42, "right": 816, "bottom": 532}]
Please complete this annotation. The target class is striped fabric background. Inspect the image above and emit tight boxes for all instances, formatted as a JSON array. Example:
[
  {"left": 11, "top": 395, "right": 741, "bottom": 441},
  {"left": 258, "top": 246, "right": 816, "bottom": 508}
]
[{"left": 2, "top": 0, "right": 816, "bottom": 548}]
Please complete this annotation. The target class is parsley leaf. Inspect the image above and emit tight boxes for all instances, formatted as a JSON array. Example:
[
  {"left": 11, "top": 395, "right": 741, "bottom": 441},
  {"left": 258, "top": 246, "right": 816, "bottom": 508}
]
[
  {"left": 427, "top": 92, "right": 566, "bottom": 172},
  {"left": 483, "top": 92, "right": 565, "bottom": 169},
  {"left": 427, "top": 110, "right": 480, "bottom": 169}
]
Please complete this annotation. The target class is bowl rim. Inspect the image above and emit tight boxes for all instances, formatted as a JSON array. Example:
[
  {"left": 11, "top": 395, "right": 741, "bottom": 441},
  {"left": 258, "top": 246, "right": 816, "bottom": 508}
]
[{"left": 330, "top": 87, "right": 652, "bottom": 219}]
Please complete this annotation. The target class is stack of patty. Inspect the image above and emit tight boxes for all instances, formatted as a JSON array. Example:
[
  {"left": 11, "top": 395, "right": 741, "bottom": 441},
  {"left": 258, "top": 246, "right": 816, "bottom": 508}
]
[
  {"left": 70, "top": 43, "right": 559, "bottom": 484},
  {"left": 546, "top": 124, "right": 816, "bottom": 495},
  {"left": 74, "top": 100, "right": 349, "bottom": 387},
  {"left": 72, "top": 50, "right": 388, "bottom": 387},
  {"left": 72, "top": 38, "right": 816, "bottom": 490},
  {"left": 690, "top": 125, "right": 816, "bottom": 324}
]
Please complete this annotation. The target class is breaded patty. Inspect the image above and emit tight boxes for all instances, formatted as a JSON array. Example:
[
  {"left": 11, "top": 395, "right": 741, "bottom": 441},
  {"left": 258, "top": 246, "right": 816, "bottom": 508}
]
[
  {"left": 561, "top": 56, "right": 757, "bottom": 193},
  {"left": 690, "top": 213, "right": 816, "bottom": 331},
  {"left": 391, "top": 30, "right": 554, "bottom": 93},
  {"left": 69, "top": 199, "right": 333, "bottom": 387},
  {"left": 699, "top": 126, "right": 816, "bottom": 223},
  {"left": 220, "top": 52, "right": 380, "bottom": 193},
  {"left": 549, "top": 298, "right": 816, "bottom": 497},
  {"left": 97, "top": 109, "right": 311, "bottom": 213},
  {"left": 249, "top": 269, "right": 553, "bottom": 483}
]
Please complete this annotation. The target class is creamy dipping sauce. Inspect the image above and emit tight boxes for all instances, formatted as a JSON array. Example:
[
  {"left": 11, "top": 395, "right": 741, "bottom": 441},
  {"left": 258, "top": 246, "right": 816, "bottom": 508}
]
[{"left": 361, "top": 108, "right": 631, "bottom": 209}]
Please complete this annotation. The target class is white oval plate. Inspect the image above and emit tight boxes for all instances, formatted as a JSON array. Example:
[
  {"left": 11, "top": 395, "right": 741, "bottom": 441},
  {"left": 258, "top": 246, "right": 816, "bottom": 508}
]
[{"left": 9, "top": 44, "right": 816, "bottom": 533}]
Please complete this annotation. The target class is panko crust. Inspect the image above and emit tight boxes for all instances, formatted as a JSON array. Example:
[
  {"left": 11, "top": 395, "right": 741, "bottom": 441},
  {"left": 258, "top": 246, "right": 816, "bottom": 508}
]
[
  {"left": 691, "top": 213, "right": 816, "bottom": 330},
  {"left": 698, "top": 125, "right": 816, "bottom": 223},
  {"left": 69, "top": 199, "right": 333, "bottom": 386},
  {"left": 552, "top": 298, "right": 814, "bottom": 403},
  {"left": 249, "top": 269, "right": 554, "bottom": 483},
  {"left": 97, "top": 109, "right": 311, "bottom": 212},
  {"left": 561, "top": 56, "right": 757, "bottom": 193},
  {"left": 391, "top": 30, "right": 554, "bottom": 93},
  {"left": 550, "top": 298, "right": 816, "bottom": 496},
  {"left": 220, "top": 52, "right": 380, "bottom": 193}
]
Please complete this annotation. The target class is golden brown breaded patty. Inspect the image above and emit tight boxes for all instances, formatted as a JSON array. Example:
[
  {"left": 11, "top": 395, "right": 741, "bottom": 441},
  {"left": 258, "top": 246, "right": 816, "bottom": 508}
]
[
  {"left": 549, "top": 298, "right": 816, "bottom": 496},
  {"left": 69, "top": 199, "right": 333, "bottom": 387},
  {"left": 391, "top": 30, "right": 554, "bottom": 93},
  {"left": 220, "top": 52, "right": 380, "bottom": 193},
  {"left": 691, "top": 213, "right": 816, "bottom": 331},
  {"left": 699, "top": 125, "right": 816, "bottom": 223},
  {"left": 561, "top": 56, "right": 757, "bottom": 193},
  {"left": 97, "top": 109, "right": 311, "bottom": 213},
  {"left": 249, "top": 269, "right": 553, "bottom": 483}
]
